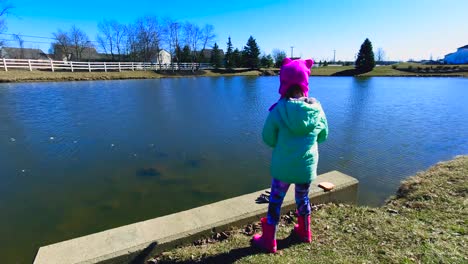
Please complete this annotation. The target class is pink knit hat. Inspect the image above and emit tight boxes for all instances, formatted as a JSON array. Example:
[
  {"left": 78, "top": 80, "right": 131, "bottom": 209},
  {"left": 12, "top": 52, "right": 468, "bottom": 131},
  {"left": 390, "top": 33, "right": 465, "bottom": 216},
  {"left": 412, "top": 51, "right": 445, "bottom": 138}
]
[
  {"left": 268, "top": 58, "right": 314, "bottom": 111},
  {"left": 278, "top": 58, "right": 314, "bottom": 97}
]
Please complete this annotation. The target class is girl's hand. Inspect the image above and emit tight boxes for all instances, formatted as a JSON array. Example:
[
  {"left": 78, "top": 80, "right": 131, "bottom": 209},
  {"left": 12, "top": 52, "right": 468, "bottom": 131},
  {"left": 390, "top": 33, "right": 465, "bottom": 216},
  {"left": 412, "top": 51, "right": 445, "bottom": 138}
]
[{"left": 305, "top": 97, "right": 317, "bottom": 104}]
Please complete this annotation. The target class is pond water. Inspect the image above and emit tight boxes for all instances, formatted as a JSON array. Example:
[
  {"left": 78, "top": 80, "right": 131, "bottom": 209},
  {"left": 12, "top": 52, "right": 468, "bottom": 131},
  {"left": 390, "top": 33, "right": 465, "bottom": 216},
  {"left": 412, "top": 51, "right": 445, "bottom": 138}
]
[{"left": 0, "top": 76, "right": 467, "bottom": 263}]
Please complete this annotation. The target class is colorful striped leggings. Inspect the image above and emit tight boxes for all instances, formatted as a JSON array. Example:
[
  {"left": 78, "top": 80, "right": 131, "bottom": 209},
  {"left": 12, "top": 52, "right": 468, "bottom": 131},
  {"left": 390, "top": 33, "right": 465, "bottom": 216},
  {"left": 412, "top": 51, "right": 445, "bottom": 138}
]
[{"left": 267, "top": 178, "right": 311, "bottom": 225}]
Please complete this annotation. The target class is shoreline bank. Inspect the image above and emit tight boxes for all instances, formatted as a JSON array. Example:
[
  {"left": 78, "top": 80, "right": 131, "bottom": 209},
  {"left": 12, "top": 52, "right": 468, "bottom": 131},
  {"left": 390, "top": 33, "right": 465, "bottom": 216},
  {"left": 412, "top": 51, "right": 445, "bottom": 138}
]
[
  {"left": 0, "top": 69, "right": 264, "bottom": 84},
  {"left": 0, "top": 65, "right": 467, "bottom": 84},
  {"left": 151, "top": 155, "right": 467, "bottom": 263}
]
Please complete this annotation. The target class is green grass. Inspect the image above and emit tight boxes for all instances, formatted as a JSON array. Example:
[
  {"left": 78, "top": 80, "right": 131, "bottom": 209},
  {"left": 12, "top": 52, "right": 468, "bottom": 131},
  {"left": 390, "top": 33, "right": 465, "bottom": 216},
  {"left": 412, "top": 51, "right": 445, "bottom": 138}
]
[
  {"left": 309, "top": 66, "right": 355, "bottom": 76},
  {"left": 310, "top": 64, "right": 468, "bottom": 77},
  {"left": 310, "top": 65, "right": 403, "bottom": 76},
  {"left": 151, "top": 156, "right": 468, "bottom": 263},
  {"left": 359, "top": 65, "right": 416, "bottom": 76},
  {"left": 1, "top": 63, "right": 466, "bottom": 83}
]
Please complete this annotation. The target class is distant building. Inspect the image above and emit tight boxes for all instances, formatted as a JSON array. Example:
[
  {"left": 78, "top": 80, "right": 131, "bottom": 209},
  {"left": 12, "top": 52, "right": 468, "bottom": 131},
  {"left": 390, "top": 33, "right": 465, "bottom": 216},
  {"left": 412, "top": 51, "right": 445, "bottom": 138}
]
[
  {"left": 51, "top": 44, "right": 105, "bottom": 61},
  {"left": 0, "top": 47, "right": 50, "bottom": 60},
  {"left": 52, "top": 44, "right": 171, "bottom": 63},
  {"left": 444, "top": 45, "right": 468, "bottom": 64},
  {"left": 154, "top": 50, "right": 171, "bottom": 64}
]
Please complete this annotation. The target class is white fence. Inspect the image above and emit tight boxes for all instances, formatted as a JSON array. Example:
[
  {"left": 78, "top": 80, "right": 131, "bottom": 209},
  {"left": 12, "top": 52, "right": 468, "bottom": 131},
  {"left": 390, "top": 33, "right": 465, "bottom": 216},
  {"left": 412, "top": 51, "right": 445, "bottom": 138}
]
[{"left": 0, "top": 58, "right": 212, "bottom": 72}]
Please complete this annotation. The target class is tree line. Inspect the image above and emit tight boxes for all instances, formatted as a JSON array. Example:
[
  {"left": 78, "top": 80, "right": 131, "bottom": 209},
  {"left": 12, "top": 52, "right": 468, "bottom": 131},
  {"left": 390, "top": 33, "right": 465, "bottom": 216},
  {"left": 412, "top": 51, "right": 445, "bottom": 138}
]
[
  {"left": 0, "top": 2, "right": 294, "bottom": 69},
  {"left": 50, "top": 17, "right": 216, "bottom": 64},
  {"left": 209, "top": 36, "right": 287, "bottom": 70},
  {"left": 49, "top": 17, "right": 289, "bottom": 70}
]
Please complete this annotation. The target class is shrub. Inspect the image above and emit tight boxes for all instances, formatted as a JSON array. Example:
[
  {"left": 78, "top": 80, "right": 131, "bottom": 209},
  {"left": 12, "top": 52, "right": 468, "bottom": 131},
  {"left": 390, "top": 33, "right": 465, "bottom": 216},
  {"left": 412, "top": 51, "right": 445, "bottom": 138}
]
[{"left": 391, "top": 65, "right": 397, "bottom": 69}]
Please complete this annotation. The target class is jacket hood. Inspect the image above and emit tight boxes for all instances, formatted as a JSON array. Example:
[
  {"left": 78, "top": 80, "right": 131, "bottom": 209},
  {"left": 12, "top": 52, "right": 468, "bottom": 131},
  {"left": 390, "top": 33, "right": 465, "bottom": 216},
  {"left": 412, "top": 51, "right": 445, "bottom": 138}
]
[{"left": 276, "top": 98, "right": 321, "bottom": 135}]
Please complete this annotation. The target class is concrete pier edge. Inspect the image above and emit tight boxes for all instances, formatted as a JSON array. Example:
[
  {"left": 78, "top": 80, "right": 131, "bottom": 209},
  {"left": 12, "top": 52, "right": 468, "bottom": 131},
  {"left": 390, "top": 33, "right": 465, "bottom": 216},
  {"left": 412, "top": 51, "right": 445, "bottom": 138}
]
[{"left": 33, "top": 170, "right": 358, "bottom": 264}]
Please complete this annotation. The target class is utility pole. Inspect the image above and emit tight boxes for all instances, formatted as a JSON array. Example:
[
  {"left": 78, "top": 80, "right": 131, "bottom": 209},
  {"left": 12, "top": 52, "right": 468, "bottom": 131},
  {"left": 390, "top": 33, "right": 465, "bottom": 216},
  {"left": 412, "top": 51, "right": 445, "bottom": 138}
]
[
  {"left": 333, "top": 49, "right": 336, "bottom": 63},
  {"left": 290, "top": 46, "right": 294, "bottom": 58}
]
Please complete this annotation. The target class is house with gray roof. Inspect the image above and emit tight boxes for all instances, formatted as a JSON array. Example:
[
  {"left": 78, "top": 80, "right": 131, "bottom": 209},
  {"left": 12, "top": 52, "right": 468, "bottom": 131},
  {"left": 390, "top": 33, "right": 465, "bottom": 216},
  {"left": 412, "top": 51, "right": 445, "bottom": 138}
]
[
  {"left": 0, "top": 47, "right": 50, "bottom": 60},
  {"left": 51, "top": 44, "right": 104, "bottom": 61}
]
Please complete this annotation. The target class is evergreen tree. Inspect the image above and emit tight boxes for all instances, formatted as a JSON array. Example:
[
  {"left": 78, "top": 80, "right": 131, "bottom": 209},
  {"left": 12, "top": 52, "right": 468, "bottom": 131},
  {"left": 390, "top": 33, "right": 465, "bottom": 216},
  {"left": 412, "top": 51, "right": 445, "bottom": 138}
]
[
  {"left": 181, "top": 45, "right": 191, "bottom": 62},
  {"left": 241, "top": 49, "right": 248, "bottom": 68},
  {"left": 211, "top": 42, "right": 222, "bottom": 69},
  {"left": 198, "top": 52, "right": 206, "bottom": 63},
  {"left": 243, "top": 36, "right": 260, "bottom": 69},
  {"left": 174, "top": 45, "right": 182, "bottom": 63},
  {"left": 232, "top": 48, "right": 241, "bottom": 68},
  {"left": 225, "top": 37, "right": 234, "bottom": 69},
  {"left": 355, "top": 38, "right": 375, "bottom": 72},
  {"left": 260, "top": 54, "right": 274, "bottom": 68}
]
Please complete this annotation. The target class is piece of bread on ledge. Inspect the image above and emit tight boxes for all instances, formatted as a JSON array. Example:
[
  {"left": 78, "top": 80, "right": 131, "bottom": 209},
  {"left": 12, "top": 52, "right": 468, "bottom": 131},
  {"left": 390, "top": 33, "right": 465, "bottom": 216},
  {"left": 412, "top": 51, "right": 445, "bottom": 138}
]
[{"left": 318, "top": 182, "right": 335, "bottom": 191}]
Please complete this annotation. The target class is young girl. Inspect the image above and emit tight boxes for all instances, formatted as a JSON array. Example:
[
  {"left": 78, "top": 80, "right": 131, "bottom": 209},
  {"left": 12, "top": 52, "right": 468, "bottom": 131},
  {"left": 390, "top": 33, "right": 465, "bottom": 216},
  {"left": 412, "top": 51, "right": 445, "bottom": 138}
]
[{"left": 252, "top": 58, "right": 328, "bottom": 253}]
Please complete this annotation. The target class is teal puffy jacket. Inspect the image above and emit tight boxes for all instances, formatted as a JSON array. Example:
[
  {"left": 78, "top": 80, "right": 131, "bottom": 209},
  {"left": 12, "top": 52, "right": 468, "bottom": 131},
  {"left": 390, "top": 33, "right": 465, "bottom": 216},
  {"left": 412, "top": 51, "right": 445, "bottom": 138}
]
[{"left": 262, "top": 97, "right": 328, "bottom": 184}]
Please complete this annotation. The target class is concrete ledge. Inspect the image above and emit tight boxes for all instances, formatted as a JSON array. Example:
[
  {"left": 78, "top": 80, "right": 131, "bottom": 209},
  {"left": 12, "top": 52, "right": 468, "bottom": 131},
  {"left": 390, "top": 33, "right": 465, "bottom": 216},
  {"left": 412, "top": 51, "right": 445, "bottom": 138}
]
[{"left": 34, "top": 171, "right": 358, "bottom": 264}]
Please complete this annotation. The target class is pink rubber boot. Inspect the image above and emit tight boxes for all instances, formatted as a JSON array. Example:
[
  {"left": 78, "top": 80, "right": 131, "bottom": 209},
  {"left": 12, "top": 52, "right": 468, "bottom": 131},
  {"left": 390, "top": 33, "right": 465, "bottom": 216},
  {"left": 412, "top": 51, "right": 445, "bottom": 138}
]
[
  {"left": 294, "top": 214, "right": 311, "bottom": 242},
  {"left": 252, "top": 217, "right": 277, "bottom": 253}
]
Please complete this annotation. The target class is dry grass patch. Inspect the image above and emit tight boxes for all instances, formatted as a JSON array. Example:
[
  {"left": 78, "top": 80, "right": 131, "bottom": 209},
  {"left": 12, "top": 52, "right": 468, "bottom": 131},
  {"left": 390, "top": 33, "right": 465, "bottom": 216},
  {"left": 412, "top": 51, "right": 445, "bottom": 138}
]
[{"left": 151, "top": 156, "right": 468, "bottom": 264}]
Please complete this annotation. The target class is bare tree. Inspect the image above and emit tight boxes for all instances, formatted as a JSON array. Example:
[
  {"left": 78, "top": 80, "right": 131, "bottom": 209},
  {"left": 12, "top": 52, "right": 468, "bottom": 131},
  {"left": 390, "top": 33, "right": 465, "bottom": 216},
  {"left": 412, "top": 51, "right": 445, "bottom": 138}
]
[
  {"left": 134, "top": 16, "right": 161, "bottom": 63},
  {"left": 112, "top": 22, "right": 126, "bottom": 59},
  {"left": 124, "top": 23, "right": 137, "bottom": 61},
  {"left": 199, "top": 24, "right": 215, "bottom": 62},
  {"left": 375, "top": 47, "right": 386, "bottom": 64},
  {"left": 97, "top": 20, "right": 126, "bottom": 61},
  {"left": 69, "top": 25, "right": 93, "bottom": 61},
  {"left": 97, "top": 20, "right": 115, "bottom": 60},
  {"left": 183, "top": 22, "right": 202, "bottom": 64},
  {"left": 163, "top": 18, "right": 182, "bottom": 69},
  {"left": 52, "top": 26, "right": 93, "bottom": 61},
  {"left": 0, "top": 0, "right": 13, "bottom": 48},
  {"left": 52, "top": 29, "right": 71, "bottom": 60},
  {"left": 12, "top": 33, "right": 24, "bottom": 58}
]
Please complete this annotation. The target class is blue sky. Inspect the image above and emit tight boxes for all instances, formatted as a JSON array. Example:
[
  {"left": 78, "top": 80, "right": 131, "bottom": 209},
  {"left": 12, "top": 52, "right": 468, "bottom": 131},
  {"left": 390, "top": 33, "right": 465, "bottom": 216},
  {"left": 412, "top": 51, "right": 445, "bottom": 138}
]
[{"left": 3, "top": 0, "right": 467, "bottom": 61}]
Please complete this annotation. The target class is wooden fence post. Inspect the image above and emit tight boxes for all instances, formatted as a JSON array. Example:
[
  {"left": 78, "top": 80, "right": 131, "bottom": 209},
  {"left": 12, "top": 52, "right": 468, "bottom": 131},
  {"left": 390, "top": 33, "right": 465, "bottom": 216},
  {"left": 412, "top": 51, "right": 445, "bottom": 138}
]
[
  {"left": 3, "top": 58, "right": 7, "bottom": 71},
  {"left": 104, "top": 62, "right": 107, "bottom": 72},
  {"left": 118, "top": 62, "right": 121, "bottom": 72},
  {"left": 88, "top": 62, "right": 91, "bottom": 72},
  {"left": 28, "top": 59, "right": 32, "bottom": 71},
  {"left": 132, "top": 62, "right": 135, "bottom": 71},
  {"left": 70, "top": 61, "right": 74, "bottom": 72},
  {"left": 50, "top": 60, "right": 54, "bottom": 72}
]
